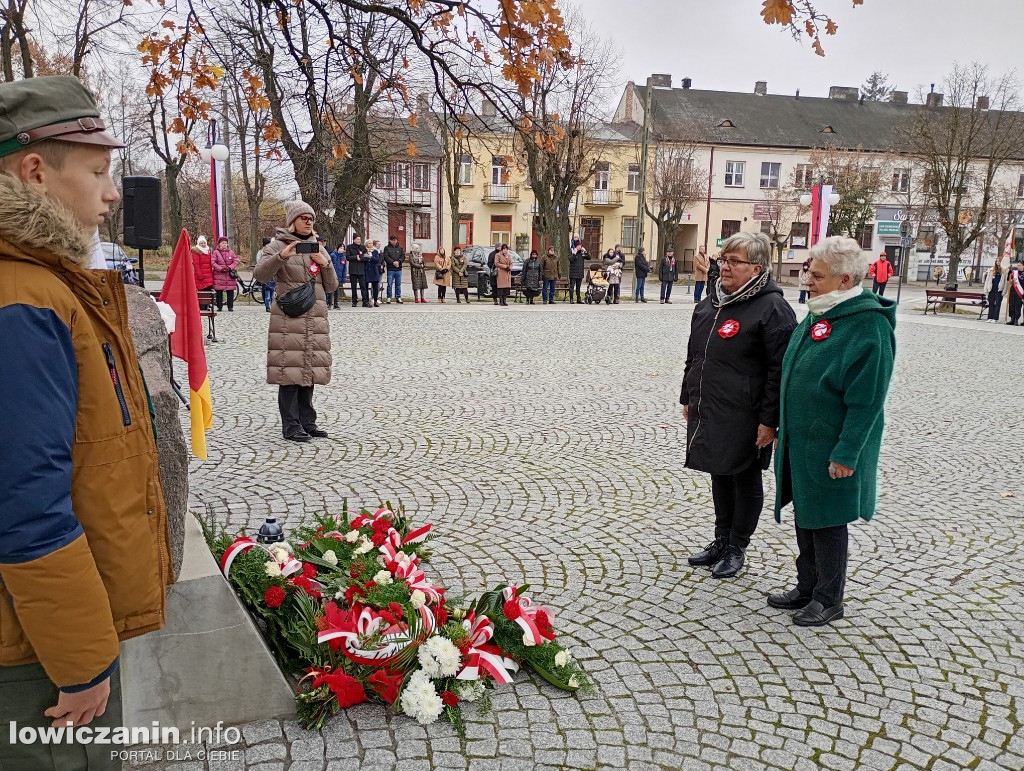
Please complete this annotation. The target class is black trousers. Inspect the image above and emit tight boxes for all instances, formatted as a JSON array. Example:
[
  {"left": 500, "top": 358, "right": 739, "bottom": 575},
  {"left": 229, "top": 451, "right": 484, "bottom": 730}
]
[
  {"left": 987, "top": 288, "right": 1003, "bottom": 320},
  {"left": 437, "top": 285, "right": 447, "bottom": 299},
  {"left": 1009, "top": 291, "right": 1022, "bottom": 324},
  {"left": 369, "top": 281, "right": 380, "bottom": 302},
  {"left": 795, "top": 523, "right": 849, "bottom": 607},
  {"left": 350, "top": 273, "right": 369, "bottom": 306},
  {"left": 215, "top": 289, "right": 235, "bottom": 310},
  {"left": 455, "top": 287, "right": 469, "bottom": 302},
  {"left": 872, "top": 280, "right": 888, "bottom": 296},
  {"left": 606, "top": 283, "right": 621, "bottom": 303},
  {"left": 710, "top": 462, "right": 764, "bottom": 549},
  {"left": 660, "top": 280, "right": 673, "bottom": 301},
  {"left": 278, "top": 384, "right": 317, "bottom": 437},
  {"left": 569, "top": 276, "right": 583, "bottom": 301}
]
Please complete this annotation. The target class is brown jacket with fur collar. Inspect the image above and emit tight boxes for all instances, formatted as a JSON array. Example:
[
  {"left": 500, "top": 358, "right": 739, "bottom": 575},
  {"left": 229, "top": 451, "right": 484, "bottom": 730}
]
[{"left": 0, "top": 173, "right": 170, "bottom": 690}]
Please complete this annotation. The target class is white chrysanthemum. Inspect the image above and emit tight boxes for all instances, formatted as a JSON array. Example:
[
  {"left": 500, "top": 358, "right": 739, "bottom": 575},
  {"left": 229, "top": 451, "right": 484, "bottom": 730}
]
[
  {"left": 334, "top": 590, "right": 345, "bottom": 600},
  {"left": 265, "top": 561, "right": 283, "bottom": 578},
  {"left": 344, "top": 530, "right": 359, "bottom": 543},
  {"left": 410, "top": 590, "right": 426, "bottom": 609},
  {"left": 354, "top": 538, "right": 373, "bottom": 555},
  {"left": 522, "top": 633, "right": 536, "bottom": 647},
  {"left": 373, "top": 570, "right": 393, "bottom": 586},
  {"left": 322, "top": 550, "right": 338, "bottom": 566},
  {"left": 417, "top": 636, "right": 462, "bottom": 678},
  {"left": 270, "top": 547, "right": 290, "bottom": 563},
  {"left": 456, "top": 680, "right": 485, "bottom": 703},
  {"left": 568, "top": 675, "right": 580, "bottom": 689},
  {"left": 554, "top": 650, "right": 569, "bottom": 668},
  {"left": 400, "top": 670, "right": 444, "bottom": 725}
]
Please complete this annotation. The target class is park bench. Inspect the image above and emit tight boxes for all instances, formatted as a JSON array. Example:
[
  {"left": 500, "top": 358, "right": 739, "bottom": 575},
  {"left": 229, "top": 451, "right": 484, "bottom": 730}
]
[
  {"left": 923, "top": 289, "right": 986, "bottom": 320},
  {"left": 151, "top": 289, "right": 219, "bottom": 341}
]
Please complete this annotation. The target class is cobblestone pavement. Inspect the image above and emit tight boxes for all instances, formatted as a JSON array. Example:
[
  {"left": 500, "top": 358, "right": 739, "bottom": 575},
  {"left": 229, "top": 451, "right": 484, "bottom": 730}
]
[{"left": 144, "top": 297, "right": 1023, "bottom": 770}]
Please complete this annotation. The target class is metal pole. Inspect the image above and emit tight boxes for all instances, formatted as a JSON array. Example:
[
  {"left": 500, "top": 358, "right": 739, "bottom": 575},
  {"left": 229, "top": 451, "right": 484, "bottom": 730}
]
[
  {"left": 636, "top": 77, "right": 654, "bottom": 256},
  {"left": 221, "top": 90, "right": 233, "bottom": 245}
]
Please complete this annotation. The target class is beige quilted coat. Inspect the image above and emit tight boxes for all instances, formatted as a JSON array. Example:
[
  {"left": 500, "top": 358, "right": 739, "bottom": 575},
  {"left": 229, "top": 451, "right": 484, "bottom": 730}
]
[{"left": 253, "top": 228, "right": 339, "bottom": 386}]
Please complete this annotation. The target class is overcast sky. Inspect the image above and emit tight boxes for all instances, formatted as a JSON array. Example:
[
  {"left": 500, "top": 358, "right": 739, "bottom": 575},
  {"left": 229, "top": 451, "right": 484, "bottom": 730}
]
[{"left": 582, "top": 0, "right": 1024, "bottom": 104}]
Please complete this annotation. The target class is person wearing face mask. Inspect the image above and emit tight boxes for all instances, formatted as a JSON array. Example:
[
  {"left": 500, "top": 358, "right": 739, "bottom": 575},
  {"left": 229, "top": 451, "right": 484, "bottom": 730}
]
[
  {"left": 253, "top": 201, "right": 339, "bottom": 442},
  {"left": 768, "top": 236, "right": 896, "bottom": 627},
  {"left": 681, "top": 232, "right": 797, "bottom": 580}
]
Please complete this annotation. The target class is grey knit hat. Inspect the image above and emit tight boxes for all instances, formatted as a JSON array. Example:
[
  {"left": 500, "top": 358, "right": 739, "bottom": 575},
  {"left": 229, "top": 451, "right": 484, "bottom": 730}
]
[{"left": 284, "top": 199, "right": 315, "bottom": 227}]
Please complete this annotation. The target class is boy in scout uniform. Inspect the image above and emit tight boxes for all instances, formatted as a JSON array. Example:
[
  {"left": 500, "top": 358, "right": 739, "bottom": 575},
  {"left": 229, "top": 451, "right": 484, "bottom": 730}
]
[{"left": 0, "top": 76, "right": 170, "bottom": 769}]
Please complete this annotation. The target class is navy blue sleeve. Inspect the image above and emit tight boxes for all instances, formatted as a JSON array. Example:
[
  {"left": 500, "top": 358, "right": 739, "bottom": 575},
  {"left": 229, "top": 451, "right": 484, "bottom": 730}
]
[{"left": 0, "top": 304, "right": 81, "bottom": 563}]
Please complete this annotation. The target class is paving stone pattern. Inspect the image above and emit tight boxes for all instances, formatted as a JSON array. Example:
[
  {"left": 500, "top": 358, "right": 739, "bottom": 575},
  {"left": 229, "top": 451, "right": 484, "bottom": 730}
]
[{"left": 147, "top": 300, "right": 1024, "bottom": 770}]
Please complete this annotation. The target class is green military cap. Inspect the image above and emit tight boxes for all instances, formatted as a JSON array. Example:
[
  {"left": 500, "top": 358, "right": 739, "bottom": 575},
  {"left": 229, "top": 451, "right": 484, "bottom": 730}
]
[{"left": 0, "top": 75, "right": 124, "bottom": 158}]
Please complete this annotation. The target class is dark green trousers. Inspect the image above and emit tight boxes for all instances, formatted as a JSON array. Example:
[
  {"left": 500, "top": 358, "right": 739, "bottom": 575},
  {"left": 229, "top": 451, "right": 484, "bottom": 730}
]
[{"left": 0, "top": 663, "right": 123, "bottom": 771}]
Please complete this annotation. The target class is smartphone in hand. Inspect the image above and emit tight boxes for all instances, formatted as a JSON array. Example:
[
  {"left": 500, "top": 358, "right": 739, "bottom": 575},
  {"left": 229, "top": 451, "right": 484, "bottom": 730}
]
[{"left": 295, "top": 242, "right": 318, "bottom": 254}]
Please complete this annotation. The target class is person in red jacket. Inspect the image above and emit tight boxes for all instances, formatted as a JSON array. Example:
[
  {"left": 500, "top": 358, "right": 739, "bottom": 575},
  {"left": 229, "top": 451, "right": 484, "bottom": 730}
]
[
  {"left": 191, "top": 235, "right": 214, "bottom": 291},
  {"left": 868, "top": 251, "right": 895, "bottom": 295}
]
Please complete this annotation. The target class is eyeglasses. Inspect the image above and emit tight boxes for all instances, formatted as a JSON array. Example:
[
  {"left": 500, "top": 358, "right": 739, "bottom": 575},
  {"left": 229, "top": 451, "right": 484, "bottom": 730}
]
[
  {"left": 720, "top": 257, "right": 755, "bottom": 267},
  {"left": 296, "top": 215, "right": 314, "bottom": 223}
]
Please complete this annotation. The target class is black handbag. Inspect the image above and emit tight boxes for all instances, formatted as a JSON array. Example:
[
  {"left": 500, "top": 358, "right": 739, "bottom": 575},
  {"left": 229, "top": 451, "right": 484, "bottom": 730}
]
[
  {"left": 276, "top": 278, "right": 317, "bottom": 317},
  {"left": 228, "top": 268, "right": 240, "bottom": 280}
]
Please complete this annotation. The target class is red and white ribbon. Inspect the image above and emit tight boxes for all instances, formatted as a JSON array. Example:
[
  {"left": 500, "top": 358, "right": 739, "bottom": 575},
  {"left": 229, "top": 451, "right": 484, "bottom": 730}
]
[
  {"left": 318, "top": 604, "right": 409, "bottom": 666},
  {"left": 349, "top": 506, "right": 394, "bottom": 531},
  {"left": 220, "top": 537, "right": 302, "bottom": 578},
  {"left": 502, "top": 586, "right": 555, "bottom": 646},
  {"left": 456, "top": 612, "right": 519, "bottom": 685},
  {"left": 394, "top": 560, "right": 445, "bottom": 604}
]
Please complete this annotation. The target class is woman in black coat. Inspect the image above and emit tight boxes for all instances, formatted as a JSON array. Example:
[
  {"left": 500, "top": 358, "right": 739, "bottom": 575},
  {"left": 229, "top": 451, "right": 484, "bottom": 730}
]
[
  {"left": 634, "top": 246, "right": 650, "bottom": 303},
  {"left": 568, "top": 244, "right": 587, "bottom": 303},
  {"left": 680, "top": 232, "right": 797, "bottom": 578}
]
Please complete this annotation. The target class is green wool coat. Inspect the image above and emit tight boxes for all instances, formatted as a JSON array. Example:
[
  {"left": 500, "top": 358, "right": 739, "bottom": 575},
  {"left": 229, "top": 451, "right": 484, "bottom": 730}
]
[{"left": 774, "top": 289, "right": 897, "bottom": 529}]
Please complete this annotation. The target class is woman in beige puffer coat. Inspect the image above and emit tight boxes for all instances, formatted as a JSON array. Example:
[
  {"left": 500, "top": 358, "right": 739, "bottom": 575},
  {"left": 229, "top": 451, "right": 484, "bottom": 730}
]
[{"left": 253, "top": 200, "right": 339, "bottom": 442}]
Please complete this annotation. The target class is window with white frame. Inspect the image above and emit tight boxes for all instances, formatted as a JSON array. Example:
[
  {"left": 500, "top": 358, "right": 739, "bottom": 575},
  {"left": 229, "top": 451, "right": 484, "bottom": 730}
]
[
  {"left": 394, "top": 162, "right": 411, "bottom": 190},
  {"left": 795, "top": 164, "right": 814, "bottom": 188},
  {"left": 490, "top": 156, "right": 508, "bottom": 185},
  {"left": 892, "top": 168, "right": 911, "bottom": 193},
  {"left": 594, "top": 161, "right": 610, "bottom": 190},
  {"left": 627, "top": 163, "right": 640, "bottom": 193},
  {"left": 621, "top": 216, "right": 639, "bottom": 248},
  {"left": 412, "top": 163, "right": 431, "bottom": 191},
  {"left": 457, "top": 154, "right": 473, "bottom": 185},
  {"left": 378, "top": 165, "right": 394, "bottom": 189},
  {"left": 724, "top": 160, "right": 745, "bottom": 187},
  {"left": 760, "top": 161, "right": 781, "bottom": 189}
]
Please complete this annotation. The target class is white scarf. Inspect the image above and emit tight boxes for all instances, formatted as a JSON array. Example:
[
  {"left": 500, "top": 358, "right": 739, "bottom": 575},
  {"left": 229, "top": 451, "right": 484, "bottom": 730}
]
[{"left": 806, "top": 286, "right": 863, "bottom": 316}]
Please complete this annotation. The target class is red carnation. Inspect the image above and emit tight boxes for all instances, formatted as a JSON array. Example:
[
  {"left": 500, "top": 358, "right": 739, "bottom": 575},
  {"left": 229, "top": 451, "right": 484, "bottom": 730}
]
[
  {"left": 264, "top": 585, "right": 286, "bottom": 608},
  {"left": 371, "top": 532, "right": 387, "bottom": 547},
  {"left": 303, "top": 562, "right": 318, "bottom": 578},
  {"left": 457, "top": 639, "right": 472, "bottom": 655},
  {"left": 502, "top": 599, "right": 522, "bottom": 620},
  {"left": 367, "top": 669, "right": 404, "bottom": 705},
  {"left": 311, "top": 670, "right": 367, "bottom": 709},
  {"left": 290, "top": 575, "right": 321, "bottom": 598},
  {"left": 344, "top": 585, "right": 365, "bottom": 605},
  {"left": 535, "top": 609, "right": 556, "bottom": 640},
  {"left": 372, "top": 518, "right": 390, "bottom": 534},
  {"left": 350, "top": 563, "right": 364, "bottom": 579},
  {"left": 435, "top": 605, "right": 449, "bottom": 627},
  {"left": 386, "top": 560, "right": 400, "bottom": 574},
  {"left": 441, "top": 691, "right": 459, "bottom": 707},
  {"left": 365, "top": 581, "right": 377, "bottom": 591},
  {"left": 315, "top": 526, "right": 325, "bottom": 535},
  {"left": 349, "top": 521, "right": 361, "bottom": 531},
  {"left": 388, "top": 602, "right": 404, "bottom": 620}
]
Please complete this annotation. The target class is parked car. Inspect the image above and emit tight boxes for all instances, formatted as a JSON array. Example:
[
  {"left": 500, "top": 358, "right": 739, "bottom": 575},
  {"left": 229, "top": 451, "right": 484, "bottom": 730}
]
[
  {"left": 462, "top": 244, "right": 523, "bottom": 296},
  {"left": 100, "top": 241, "right": 140, "bottom": 285}
]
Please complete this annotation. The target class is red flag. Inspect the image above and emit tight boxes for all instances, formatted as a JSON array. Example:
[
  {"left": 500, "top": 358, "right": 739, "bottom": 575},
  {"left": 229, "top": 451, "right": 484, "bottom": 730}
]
[{"left": 161, "top": 228, "right": 212, "bottom": 459}]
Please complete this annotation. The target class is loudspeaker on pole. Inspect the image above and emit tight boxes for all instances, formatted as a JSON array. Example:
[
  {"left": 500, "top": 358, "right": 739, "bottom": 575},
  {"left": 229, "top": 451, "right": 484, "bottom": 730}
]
[{"left": 123, "top": 176, "right": 163, "bottom": 249}]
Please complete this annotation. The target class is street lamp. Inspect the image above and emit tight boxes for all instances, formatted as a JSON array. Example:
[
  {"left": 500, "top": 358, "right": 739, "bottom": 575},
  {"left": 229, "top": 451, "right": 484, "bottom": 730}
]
[
  {"left": 799, "top": 190, "right": 840, "bottom": 208},
  {"left": 800, "top": 180, "right": 841, "bottom": 248},
  {"left": 200, "top": 118, "right": 230, "bottom": 242}
]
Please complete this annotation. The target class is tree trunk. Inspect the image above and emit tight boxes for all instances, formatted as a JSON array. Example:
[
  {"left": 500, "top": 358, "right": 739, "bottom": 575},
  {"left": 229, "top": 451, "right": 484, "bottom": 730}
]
[
  {"left": 1, "top": 27, "right": 14, "bottom": 81},
  {"left": 165, "top": 165, "right": 183, "bottom": 244},
  {"left": 552, "top": 214, "right": 570, "bottom": 274},
  {"left": 248, "top": 199, "right": 261, "bottom": 267}
]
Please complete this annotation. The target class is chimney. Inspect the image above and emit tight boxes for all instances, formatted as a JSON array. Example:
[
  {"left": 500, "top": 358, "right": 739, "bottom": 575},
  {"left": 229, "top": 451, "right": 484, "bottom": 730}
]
[
  {"left": 754, "top": 81, "right": 767, "bottom": 96},
  {"left": 481, "top": 98, "right": 496, "bottom": 117},
  {"left": 648, "top": 73, "right": 671, "bottom": 89},
  {"left": 623, "top": 81, "right": 635, "bottom": 123},
  {"left": 795, "top": 89, "right": 800, "bottom": 99},
  {"left": 890, "top": 91, "right": 908, "bottom": 104},
  {"left": 926, "top": 92, "right": 944, "bottom": 108},
  {"left": 828, "top": 86, "right": 860, "bottom": 101},
  {"left": 681, "top": 77, "right": 692, "bottom": 89},
  {"left": 415, "top": 93, "right": 430, "bottom": 121},
  {"left": 977, "top": 95, "right": 990, "bottom": 110}
]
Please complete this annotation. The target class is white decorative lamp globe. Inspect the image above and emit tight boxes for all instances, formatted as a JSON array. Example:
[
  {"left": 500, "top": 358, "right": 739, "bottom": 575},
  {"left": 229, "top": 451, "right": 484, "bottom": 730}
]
[
  {"left": 198, "top": 147, "right": 212, "bottom": 163},
  {"left": 827, "top": 192, "right": 841, "bottom": 206},
  {"left": 211, "top": 143, "right": 229, "bottom": 162},
  {"left": 799, "top": 193, "right": 812, "bottom": 207}
]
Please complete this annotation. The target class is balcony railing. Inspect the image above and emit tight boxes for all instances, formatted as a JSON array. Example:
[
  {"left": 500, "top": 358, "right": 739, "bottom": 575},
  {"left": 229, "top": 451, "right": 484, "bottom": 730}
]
[
  {"left": 584, "top": 188, "right": 624, "bottom": 207},
  {"left": 381, "top": 187, "right": 432, "bottom": 207},
  {"left": 483, "top": 183, "right": 520, "bottom": 203}
]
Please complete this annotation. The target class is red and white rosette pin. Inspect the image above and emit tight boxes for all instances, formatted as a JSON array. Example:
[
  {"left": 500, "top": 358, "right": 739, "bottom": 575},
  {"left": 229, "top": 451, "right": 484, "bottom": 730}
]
[
  {"left": 718, "top": 319, "right": 740, "bottom": 339},
  {"left": 309, "top": 261, "right": 320, "bottom": 275},
  {"left": 810, "top": 319, "right": 832, "bottom": 341}
]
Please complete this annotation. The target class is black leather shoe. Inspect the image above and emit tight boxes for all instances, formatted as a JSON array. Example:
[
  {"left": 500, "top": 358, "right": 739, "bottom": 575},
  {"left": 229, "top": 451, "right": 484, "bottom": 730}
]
[
  {"left": 687, "top": 538, "right": 728, "bottom": 567},
  {"left": 767, "top": 588, "right": 813, "bottom": 610},
  {"left": 793, "top": 600, "right": 844, "bottom": 626},
  {"left": 711, "top": 545, "right": 745, "bottom": 578},
  {"left": 304, "top": 427, "right": 329, "bottom": 438},
  {"left": 284, "top": 432, "right": 312, "bottom": 443}
]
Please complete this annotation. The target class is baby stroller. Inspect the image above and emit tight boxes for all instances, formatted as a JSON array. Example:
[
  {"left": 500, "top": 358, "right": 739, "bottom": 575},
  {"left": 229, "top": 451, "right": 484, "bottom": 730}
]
[{"left": 585, "top": 263, "right": 609, "bottom": 304}]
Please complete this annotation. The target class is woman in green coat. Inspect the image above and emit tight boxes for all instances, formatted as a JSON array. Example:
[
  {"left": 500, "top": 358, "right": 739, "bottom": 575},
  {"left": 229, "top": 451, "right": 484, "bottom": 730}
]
[{"left": 769, "top": 236, "right": 896, "bottom": 627}]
